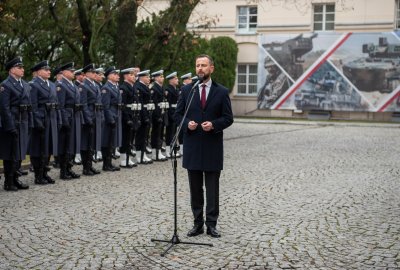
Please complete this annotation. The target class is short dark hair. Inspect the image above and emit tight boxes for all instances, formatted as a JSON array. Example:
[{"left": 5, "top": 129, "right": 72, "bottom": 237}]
[{"left": 196, "top": 54, "right": 214, "bottom": 66}]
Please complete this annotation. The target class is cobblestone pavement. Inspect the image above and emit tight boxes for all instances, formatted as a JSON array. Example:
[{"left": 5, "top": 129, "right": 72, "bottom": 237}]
[{"left": 1, "top": 120, "right": 399, "bottom": 269}]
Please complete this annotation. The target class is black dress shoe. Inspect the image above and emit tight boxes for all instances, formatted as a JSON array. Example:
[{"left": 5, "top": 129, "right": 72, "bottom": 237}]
[
  {"left": 102, "top": 165, "right": 118, "bottom": 172},
  {"left": 90, "top": 167, "right": 101, "bottom": 174},
  {"left": 4, "top": 184, "right": 18, "bottom": 191},
  {"left": 206, "top": 226, "right": 221, "bottom": 238},
  {"left": 83, "top": 169, "right": 95, "bottom": 176},
  {"left": 187, "top": 224, "right": 204, "bottom": 237},
  {"left": 60, "top": 173, "right": 72, "bottom": 180},
  {"left": 109, "top": 164, "right": 120, "bottom": 171},
  {"left": 17, "top": 168, "right": 29, "bottom": 176},
  {"left": 14, "top": 179, "right": 29, "bottom": 189},
  {"left": 43, "top": 175, "right": 55, "bottom": 184},
  {"left": 35, "top": 178, "right": 48, "bottom": 185},
  {"left": 67, "top": 170, "right": 81, "bottom": 179}
]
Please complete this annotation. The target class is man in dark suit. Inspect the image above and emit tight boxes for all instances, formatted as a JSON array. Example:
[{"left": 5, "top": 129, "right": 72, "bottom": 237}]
[{"left": 174, "top": 54, "right": 233, "bottom": 238}]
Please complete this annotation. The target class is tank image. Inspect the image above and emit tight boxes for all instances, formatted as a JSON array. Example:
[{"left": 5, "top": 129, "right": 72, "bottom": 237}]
[
  {"left": 262, "top": 33, "right": 318, "bottom": 79},
  {"left": 342, "top": 37, "right": 400, "bottom": 93},
  {"left": 294, "top": 67, "right": 365, "bottom": 111}
]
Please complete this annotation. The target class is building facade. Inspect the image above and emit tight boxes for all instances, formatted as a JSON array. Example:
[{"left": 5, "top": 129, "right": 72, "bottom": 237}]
[{"left": 138, "top": 0, "right": 399, "bottom": 120}]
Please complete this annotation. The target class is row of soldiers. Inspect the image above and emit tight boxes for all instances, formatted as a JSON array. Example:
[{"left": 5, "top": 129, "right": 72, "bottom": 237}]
[{"left": 0, "top": 57, "right": 196, "bottom": 191}]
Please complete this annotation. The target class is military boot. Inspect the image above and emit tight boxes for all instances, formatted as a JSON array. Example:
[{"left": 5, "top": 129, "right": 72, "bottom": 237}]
[
  {"left": 59, "top": 155, "right": 72, "bottom": 180},
  {"left": 34, "top": 167, "right": 48, "bottom": 185},
  {"left": 14, "top": 174, "right": 29, "bottom": 189},
  {"left": 4, "top": 173, "right": 18, "bottom": 191}
]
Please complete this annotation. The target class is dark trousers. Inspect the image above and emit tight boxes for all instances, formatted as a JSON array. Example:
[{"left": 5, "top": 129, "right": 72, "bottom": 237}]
[
  {"left": 188, "top": 170, "right": 221, "bottom": 228},
  {"left": 120, "top": 123, "right": 136, "bottom": 153},
  {"left": 135, "top": 122, "right": 148, "bottom": 151},
  {"left": 151, "top": 118, "right": 162, "bottom": 149}
]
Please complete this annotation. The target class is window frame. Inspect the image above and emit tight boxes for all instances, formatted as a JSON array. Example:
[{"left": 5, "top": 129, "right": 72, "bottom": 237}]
[
  {"left": 396, "top": 0, "right": 400, "bottom": 29},
  {"left": 313, "top": 3, "right": 335, "bottom": 31},
  {"left": 236, "top": 63, "right": 258, "bottom": 96},
  {"left": 236, "top": 6, "right": 258, "bottom": 34}
]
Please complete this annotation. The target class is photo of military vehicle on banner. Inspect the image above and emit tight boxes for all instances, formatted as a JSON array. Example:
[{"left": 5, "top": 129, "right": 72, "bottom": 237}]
[
  {"left": 293, "top": 62, "right": 371, "bottom": 111},
  {"left": 330, "top": 32, "right": 400, "bottom": 110},
  {"left": 257, "top": 32, "right": 400, "bottom": 112}
]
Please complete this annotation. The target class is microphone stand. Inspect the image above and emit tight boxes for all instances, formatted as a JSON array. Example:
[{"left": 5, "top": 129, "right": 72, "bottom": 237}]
[{"left": 151, "top": 78, "right": 212, "bottom": 257}]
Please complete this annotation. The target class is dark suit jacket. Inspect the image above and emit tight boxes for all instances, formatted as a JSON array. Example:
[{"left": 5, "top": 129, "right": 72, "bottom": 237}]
[{"left": 174, "top": 79, "right": 233, "bottom": 171}]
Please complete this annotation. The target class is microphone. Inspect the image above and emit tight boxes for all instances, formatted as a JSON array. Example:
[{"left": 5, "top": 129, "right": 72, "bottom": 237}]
[{"left": 197, "top": 75, "right": 204, "bottom": 84}]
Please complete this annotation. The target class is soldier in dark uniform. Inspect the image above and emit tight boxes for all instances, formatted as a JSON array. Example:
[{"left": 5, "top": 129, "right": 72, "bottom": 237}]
[
  {"left": 57, "top": 62, "right": 82, "bottom": 180},
  {"left": 165, "top": 71, "right": 181, "bottom": 158},
  {"left": 150, "top": 70, "right": 167, "bottom": 162},
  {"left": 73, "top": 68, "right": 84, "bottom": 165},
  {"left": 119, "top": 67, "right": 139, "bottom": 168},
  {"left": 79, "top": 63, "right": 102, "bottom": 176},
  {"left": 29, "top": 60, "right": 59, "bottom": 185},
  {"left": 74, "top": 69, "right": 85, "bottom": 87},
  {"left": 181, "top": 73, "right": 192, "bottom": 86},
  {"left": 0, "top": 57, "right": 31, "bottom": 191},
  {"left": 178, "top": 72, "right": 193, "bottom": 156},
  {"left": 134, "top": 70, "right": 153, "bottom": 164},
  {"left": 93, "top": 67, "right": 105, "bottom": 162},
  {"left": 101, "top": 66, "right": 122, "bottom": 171},
  {"left": 49, "top": 66, "right": 63, "bottom": 169}
]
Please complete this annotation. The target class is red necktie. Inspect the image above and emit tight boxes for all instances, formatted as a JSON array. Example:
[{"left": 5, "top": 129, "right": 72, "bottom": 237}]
[{"left": 201, "top": 84, "right": 206, "bottom": 109}]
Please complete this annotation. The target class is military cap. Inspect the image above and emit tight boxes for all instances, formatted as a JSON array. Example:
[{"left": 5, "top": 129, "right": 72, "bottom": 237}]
[
  {"left": 120, "top": 67, "right": 135, "bottom": 75},
  {"left": 5, "top": 57, "right": 23, "bottom": 71},
  {"left": 151, "top": 70, "right": 164, "bottom": 77},
  {"left": 31, "top": 60, "right": 50, "bottom": 72},
  {"left": 82, "top": 63, "right": 96, "bottom": 73},
  {"left": 95, "top": 67, "right": 105, "bottom": 74},
  {"left": 104, "top": 66, "right": 120, "bottom": 77},
  {"left": 180, "top": 73, "right": 192, "bottom": 80},
  {"left": 166, "top": 72, "right": 177, "bottom": 80},
  {"left": 137, "top": 70, "right": 150, "bottom": 77},
  {"left": 59, "top": 62, "right": 75, "bottom": 72},
  {"left": 191, "top": 76, "right": 198, "bottom": 81},
  {"left": 74, "top": 69, "right": 83, "bottom": 76},
  {"left": 52, "top": 66, "right": 61, "bottom": 77}
]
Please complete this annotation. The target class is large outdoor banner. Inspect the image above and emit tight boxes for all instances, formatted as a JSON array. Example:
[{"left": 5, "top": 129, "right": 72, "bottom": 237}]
[{"left": 257, "top": 32, "right": 400, "bottom": 112}]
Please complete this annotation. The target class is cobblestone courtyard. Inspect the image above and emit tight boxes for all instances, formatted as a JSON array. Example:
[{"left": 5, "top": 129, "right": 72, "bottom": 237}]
[{"left": 1, "top": 120, "right": 399, "bottom": 269}]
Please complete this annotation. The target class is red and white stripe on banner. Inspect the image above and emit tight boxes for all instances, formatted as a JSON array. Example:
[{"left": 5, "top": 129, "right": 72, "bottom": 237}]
[
  {"left": 271, "top": 32, "right": 353, "bottom": 110},
  {"left": 376, "top": 31, "right": 400, "bottom": 112}
]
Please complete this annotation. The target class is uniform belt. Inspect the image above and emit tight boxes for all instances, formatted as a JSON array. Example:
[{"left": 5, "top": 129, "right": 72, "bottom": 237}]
[
  {"left": 144, "top": 103, "right": 155, "bottom": 110},
  {"left": 125, "top": 103, "right": 141, "bottom": 111},
  {"left": 111, "top": 103, "right": 124, "bottom": 109},
  {"left": 39, "top": 103, "right": 58, "bottom": 110},
  {"left": 89, "top": 103, "right": 103, "bottom": 110},
  {"left": 158, "top": 102, "right": 169, "bottom": 109},
  {"left": 12, "top": 104, "right": 32, "bottom": 111},
  {"left": 65, "top": 104, "right": 82, "bottom": 111}
]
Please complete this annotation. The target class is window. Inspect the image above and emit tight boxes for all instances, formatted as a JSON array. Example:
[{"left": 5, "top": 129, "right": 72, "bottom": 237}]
[
  {"left": 396, "top": 0, "right": 400, "bottom": 29},
  {"left": 237, "top": 64, "right": 258, "bottom": 95},
  {"left": 237, "top": 6, "right": 257, "bottom": 33},
  {"left": 313, "top": 4, "right": 335, "bottom": 31}
]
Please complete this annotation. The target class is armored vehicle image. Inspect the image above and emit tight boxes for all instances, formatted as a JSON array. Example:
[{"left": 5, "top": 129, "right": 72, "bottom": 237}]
[
  {"left": 294, "top": 68, "right": 365, "bottom": 111},
  {"left": 342, "top": 37, "right": 400, "bottom": 93},
  {"left": 263, "top": 33, "right": 318, "bottom": 79}
]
